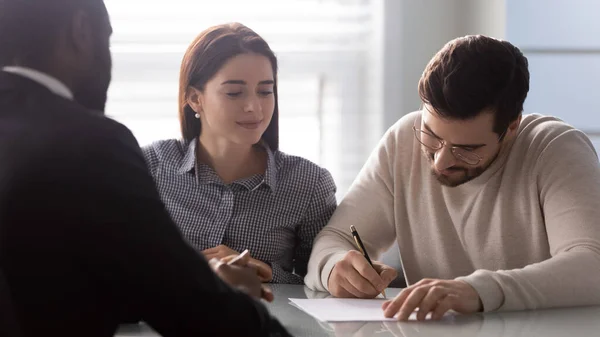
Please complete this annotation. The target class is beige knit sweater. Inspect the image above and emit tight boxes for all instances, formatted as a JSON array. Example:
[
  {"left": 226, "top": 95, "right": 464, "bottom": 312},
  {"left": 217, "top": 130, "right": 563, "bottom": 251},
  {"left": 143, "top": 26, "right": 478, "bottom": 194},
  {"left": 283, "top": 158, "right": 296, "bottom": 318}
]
[{"left": 305, "top": 111, "right": 600, "bottom": 312}]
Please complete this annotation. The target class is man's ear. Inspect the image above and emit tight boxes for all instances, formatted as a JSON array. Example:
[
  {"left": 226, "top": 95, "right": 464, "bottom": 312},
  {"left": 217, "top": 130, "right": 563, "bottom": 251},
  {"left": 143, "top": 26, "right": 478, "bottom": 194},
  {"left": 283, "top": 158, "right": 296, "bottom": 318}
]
[
  {"left": 508, "top": 114, "right": 522, "bottom": 132},
  {"left": 187, "top": 87, "right": 203, "bottom": 114},
  {"left": 68, "top": 9, "right": 94, "bottom": 55}
]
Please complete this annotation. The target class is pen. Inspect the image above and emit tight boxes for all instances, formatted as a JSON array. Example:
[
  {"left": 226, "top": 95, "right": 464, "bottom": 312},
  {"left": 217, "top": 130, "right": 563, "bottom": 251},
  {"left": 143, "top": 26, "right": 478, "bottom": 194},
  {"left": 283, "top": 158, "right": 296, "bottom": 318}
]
[
  {"left": 226, "top": 249, "right": 273, "bottom": 302},
  {"left": 227, "top": 249, "right": 250, "bottom": 266},
  {"left": 350, "top": 225, "right": 386, "bottom": 298}
]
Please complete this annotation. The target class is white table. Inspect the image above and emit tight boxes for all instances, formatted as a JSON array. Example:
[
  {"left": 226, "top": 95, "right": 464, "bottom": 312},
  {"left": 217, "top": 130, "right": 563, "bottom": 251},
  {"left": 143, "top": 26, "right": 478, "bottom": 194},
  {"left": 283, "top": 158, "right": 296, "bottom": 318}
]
[{"left": 115, "top": 284, "right": 600, "bottom": 336}]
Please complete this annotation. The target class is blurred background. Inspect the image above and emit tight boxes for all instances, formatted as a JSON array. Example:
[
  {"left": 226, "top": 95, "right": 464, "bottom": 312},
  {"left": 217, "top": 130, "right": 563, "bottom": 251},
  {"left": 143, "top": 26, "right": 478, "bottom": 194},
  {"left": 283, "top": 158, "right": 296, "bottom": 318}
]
[{"left": 104, "top": 0, "right": 599, "bottom": 204}]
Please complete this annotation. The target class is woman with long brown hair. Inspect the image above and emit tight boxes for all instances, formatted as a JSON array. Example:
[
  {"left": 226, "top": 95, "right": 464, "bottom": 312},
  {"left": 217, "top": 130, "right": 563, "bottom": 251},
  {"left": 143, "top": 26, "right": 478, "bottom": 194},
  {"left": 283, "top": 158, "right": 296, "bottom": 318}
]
[{"left": 143, "top": 23, "right": 337, "bottom": 284}]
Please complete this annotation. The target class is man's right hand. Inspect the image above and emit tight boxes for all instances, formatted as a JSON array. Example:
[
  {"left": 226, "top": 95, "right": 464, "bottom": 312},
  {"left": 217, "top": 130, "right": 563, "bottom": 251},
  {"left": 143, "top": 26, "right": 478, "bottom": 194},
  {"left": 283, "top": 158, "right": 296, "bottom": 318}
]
[
  {"left": 328, "top": 250, "right": 398, "bottom": 298},
  {"left": 209, "top": 253, "right": 274, "bottom": 302}
]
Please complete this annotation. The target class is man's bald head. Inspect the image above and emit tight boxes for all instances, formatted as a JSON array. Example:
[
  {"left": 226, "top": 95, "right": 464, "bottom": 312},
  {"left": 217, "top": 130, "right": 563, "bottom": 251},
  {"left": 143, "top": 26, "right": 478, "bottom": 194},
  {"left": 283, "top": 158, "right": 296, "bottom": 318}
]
[
  {"left": 0, "top": 0, "right": 113, "bottom": 112},
  {"left": 0, "top": 0, "right": 108, "bottom": 67}
]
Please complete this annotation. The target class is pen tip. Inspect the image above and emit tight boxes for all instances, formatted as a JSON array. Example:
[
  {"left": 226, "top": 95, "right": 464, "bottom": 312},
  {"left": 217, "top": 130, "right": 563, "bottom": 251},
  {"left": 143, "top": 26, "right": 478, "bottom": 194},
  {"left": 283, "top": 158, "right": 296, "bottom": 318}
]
[{"left": 350, "top": 225, "right": 356, "bottom": 231}]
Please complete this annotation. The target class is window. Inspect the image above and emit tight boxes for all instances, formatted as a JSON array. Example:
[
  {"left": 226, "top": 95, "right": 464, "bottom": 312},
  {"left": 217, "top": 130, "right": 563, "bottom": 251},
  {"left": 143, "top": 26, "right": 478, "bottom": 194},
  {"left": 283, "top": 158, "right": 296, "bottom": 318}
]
[
  {"left": 105, "top": 0, "right": 375, "bottom": 198},
  {"left": 507, "top": 0, "right": 600, "bottom": 151}
]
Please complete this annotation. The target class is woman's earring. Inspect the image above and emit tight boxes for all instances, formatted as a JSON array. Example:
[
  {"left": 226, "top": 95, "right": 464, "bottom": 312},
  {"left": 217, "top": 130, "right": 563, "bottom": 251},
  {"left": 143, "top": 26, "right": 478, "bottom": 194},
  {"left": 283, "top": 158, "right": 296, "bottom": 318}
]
[{"left": 194, "top": 113, "right": 200, "bottom": 119}]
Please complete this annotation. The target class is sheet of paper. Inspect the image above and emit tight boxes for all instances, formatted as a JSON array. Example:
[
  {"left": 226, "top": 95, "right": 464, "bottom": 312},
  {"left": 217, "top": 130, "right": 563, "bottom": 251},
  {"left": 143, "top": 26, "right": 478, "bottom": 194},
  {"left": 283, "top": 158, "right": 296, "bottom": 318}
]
[{"left": 289, "top": 298, "right": 419, "bottom": 322}]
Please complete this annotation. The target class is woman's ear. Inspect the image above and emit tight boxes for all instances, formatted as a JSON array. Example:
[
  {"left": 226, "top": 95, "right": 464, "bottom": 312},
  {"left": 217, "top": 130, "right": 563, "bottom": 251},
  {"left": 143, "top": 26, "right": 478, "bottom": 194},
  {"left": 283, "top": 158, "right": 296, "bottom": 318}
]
[{"left": 186, "top": 87, "right": 203, "bottom": 114}]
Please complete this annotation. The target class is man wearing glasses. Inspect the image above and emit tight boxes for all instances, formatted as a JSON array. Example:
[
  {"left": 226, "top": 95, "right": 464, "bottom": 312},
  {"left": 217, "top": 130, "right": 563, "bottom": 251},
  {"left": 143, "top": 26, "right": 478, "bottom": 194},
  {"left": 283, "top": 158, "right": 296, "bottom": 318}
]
[{"left": 305, "top": 35, "right": 600, "bottom": 320}]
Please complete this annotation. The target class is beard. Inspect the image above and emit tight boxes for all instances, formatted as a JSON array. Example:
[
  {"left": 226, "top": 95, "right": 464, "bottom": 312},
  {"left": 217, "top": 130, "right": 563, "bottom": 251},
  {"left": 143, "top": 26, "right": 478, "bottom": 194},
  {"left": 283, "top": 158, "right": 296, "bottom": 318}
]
[
  {"left": 431, "top": 165, "right": 485, "bottom": 187},
  {"left": 424, "top": 149, "right": 496, "bottom": 187}
]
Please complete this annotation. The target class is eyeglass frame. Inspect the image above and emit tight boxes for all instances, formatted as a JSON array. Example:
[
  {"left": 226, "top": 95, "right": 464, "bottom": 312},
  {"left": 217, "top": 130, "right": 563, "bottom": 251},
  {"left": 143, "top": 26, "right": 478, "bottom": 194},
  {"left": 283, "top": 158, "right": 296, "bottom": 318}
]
[{"left": 412, "top": 121, "right": 507, "bottom": 166}]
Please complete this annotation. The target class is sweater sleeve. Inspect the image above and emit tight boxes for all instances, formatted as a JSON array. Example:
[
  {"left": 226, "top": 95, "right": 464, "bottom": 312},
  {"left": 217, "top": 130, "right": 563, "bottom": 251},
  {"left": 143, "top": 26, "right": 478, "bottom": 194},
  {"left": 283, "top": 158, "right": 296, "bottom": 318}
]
[
  {"left": 458, "top": 129, "right": 600, "bottom": 312},
  {"left": 304, "top": 128, "right": 399, "bottom": 292}
]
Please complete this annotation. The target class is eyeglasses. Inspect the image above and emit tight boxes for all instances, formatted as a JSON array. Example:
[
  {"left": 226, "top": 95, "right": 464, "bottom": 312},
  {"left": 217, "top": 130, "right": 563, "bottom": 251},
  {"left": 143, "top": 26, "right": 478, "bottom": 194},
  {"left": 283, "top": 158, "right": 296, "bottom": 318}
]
[{"left": 412, "top": 126, "right": 484, "bottom": 166}]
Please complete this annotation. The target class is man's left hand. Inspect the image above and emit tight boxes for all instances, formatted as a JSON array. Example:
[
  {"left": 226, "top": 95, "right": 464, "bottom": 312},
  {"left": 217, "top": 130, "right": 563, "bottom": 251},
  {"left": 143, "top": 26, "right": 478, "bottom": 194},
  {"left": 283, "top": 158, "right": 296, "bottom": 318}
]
[{"left": 382, "top": 279, "right": 483, "bottom": 321}]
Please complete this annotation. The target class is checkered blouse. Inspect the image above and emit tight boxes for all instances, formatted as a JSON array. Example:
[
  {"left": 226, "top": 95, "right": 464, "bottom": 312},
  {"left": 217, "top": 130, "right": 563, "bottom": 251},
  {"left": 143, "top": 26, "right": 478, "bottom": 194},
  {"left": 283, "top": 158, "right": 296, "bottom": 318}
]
[{"left": 142, "top": 139, "right": 337, "bottom": 284}]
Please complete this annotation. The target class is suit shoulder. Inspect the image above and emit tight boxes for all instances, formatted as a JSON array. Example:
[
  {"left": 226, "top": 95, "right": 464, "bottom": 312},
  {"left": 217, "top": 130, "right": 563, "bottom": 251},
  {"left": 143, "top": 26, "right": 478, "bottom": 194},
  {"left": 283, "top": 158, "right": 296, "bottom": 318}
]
[{"left": 40, "top": 98, "right": 139, "bottom": 148}]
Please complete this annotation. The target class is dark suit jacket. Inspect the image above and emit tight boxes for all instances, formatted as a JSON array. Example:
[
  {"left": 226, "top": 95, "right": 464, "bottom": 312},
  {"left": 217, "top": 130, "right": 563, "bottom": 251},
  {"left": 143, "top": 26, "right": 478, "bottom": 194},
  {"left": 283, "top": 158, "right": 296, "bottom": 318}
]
[
  {"left": 0, "top": 72, "right": 290, "bottom": 337},
  {"left": 0, "top": 267, "right": 20, "bottom": 337}
]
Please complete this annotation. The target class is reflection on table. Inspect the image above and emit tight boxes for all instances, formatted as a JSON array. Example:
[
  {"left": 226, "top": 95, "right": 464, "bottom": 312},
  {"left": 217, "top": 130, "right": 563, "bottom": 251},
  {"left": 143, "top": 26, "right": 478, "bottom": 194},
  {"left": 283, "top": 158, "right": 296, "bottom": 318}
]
[{"left": 115, "top": 284, "right": 600, "bottom": 337}]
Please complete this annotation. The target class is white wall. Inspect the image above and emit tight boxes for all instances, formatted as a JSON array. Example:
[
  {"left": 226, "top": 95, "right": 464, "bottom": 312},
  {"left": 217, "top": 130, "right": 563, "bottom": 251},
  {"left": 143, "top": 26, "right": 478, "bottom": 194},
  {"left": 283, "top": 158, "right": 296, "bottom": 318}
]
[
  {"left": 463, "top": 0, "right": 506, "bottom": 38},
  {"left": 374, "top": 0, "right": 506, "bottom": 130}
]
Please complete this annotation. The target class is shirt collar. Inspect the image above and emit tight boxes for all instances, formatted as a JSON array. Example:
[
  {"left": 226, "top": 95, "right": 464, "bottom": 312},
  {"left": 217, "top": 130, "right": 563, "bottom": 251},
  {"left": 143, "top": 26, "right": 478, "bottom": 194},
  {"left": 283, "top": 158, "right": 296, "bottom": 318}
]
[
  {"left": 177, "top": 139, "right": 278, "bottom": 191},
  {"left": 1, "top": 66, "right": 74, "bottom": 100},
  {"left": 263, "top": 144, "right": 278, "bottom": 191},
  {"left": 177, "top": 139, "right": 197, "bottom": 175}
]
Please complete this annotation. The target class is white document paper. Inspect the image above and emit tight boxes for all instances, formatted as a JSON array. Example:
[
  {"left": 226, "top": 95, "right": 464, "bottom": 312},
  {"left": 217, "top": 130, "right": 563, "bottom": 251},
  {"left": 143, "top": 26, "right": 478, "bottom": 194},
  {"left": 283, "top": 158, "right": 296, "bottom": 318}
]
[{"left": 289, "top": 298, "right": 419, "bottom": 322}]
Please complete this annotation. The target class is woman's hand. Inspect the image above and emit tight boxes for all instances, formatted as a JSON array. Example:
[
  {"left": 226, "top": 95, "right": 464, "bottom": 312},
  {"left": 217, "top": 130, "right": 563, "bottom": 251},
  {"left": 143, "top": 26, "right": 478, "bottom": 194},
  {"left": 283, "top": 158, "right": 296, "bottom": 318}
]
[
  {"left": 204, "top": 245, "right": 273, "bottom": 282},
  {"left": 208, "top": 251, "right": 274, "bottom": 302},
  {"left": 202, "top": 244, "right": 239, "bottom": 260}
]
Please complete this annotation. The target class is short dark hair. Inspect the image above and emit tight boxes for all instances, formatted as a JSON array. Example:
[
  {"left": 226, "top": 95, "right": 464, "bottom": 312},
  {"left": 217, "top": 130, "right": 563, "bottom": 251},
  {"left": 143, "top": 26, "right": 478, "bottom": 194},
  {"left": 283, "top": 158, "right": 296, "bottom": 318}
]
[
  {"left": 418, "top": 35, "right": 530, "bottom": 137},
  {"left": 0, "top": 0, "right": 105, "bottom": 68},
  {"left": 179, "top": 22, "right": 279, "bottom": 151}
]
